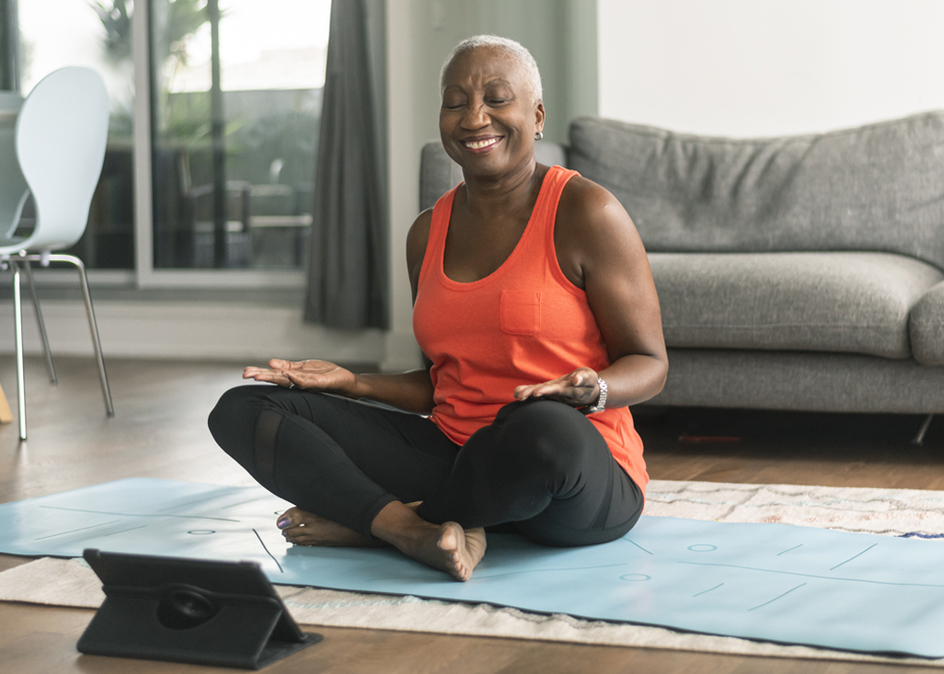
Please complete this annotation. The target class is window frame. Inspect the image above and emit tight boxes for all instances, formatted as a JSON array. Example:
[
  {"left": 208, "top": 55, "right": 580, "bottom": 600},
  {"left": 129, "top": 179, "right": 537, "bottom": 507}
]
[{"left": 15, "top": 0, "right": 308, "bottom": 290}]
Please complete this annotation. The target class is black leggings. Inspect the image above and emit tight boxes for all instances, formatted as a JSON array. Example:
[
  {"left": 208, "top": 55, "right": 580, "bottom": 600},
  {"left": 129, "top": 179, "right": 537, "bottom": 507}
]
[{"left": 208, "top": 385, "right": 643, "bottom": 547}]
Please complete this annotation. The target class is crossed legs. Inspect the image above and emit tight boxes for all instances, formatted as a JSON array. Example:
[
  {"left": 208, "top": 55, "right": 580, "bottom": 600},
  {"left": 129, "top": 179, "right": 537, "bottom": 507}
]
[
  {"left": 208, "top": 386, "right": 642, "bottom": 580},
  {"left": 208, "top": 386, "right": 485, "bottom": 579}
]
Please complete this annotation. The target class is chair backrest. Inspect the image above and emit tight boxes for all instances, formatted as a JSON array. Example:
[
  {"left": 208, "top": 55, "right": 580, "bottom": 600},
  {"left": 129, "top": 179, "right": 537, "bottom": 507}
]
[
  {"left": 15, "top": 67, "right": 109, "bottom": 252},
  {"left": 0, "top": 91, "right": 30, "bottom": 240}
]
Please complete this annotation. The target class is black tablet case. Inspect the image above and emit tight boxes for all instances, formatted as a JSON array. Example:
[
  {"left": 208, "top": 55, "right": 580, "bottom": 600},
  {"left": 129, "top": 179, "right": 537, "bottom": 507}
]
[{"left": 77, "top": 549, "right": 322, "bottom": 669}]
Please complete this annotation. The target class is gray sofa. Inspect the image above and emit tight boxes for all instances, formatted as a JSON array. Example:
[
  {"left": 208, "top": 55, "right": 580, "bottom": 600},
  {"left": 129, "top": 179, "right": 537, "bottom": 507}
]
[{"left": 419, "top": 112, "right": 944, "bottom": 416}]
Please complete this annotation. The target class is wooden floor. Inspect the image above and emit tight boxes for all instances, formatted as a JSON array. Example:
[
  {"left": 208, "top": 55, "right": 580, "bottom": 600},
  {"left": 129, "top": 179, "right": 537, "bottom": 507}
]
[{"left": 1, "top": 355, "right": 943, "bottom": 673}]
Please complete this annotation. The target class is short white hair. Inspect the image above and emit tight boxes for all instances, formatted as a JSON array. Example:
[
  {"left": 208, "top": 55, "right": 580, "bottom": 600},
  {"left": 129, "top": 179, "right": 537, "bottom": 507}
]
[{"left": 440, "top": 35, "right": 543, "bottom": 104}]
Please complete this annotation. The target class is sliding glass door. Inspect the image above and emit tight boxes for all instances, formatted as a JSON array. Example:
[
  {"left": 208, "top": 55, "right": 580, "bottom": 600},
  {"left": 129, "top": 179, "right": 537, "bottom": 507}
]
[
  {"left": 150, "top": 0, "right": 329, "bottom": 270},
  {"left": 5, "top": 0, "right": 330, "bottom": 278}
]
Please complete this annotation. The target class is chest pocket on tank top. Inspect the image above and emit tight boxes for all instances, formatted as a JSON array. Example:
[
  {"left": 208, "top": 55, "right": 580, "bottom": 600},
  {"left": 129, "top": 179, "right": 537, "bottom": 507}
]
[{"left": 499, "top": 290, "right": 542, "bottom": 336}]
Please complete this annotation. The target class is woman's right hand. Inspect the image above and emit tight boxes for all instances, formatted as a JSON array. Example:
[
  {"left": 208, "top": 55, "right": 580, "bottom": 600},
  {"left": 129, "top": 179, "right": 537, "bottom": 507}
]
[{"left": 243, "top": 359, "right": 358, "bottom": 397}]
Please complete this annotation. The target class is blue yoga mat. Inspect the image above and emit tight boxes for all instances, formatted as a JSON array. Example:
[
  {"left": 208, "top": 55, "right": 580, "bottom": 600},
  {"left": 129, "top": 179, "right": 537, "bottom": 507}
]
[{"left": 1, "top": 478, "right": 942, "bottom": 658}]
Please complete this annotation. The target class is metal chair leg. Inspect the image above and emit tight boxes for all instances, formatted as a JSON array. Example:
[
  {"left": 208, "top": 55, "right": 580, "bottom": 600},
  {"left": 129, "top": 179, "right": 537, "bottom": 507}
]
[
  {"left": 46, "top": 253, "right": 114, "bottom": 417},
  {"left": 913, "top": 414, "right": 934, "bottom": 446},
  {"left": 11, "top": 261, "right": 27, "bottom": 441},
  {"left": 22, "top": 259, "right": 58, "bottom": 385}
]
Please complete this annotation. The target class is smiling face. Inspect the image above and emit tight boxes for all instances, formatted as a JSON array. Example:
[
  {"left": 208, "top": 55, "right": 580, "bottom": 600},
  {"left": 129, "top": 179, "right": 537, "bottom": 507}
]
[{"left": 439, "top": 46, "right": 546, "bottom": 181}]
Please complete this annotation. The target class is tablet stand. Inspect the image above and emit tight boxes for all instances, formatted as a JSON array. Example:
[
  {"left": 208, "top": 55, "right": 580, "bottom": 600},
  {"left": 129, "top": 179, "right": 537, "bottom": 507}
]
[{"left": 77, "top": 549, "right": 322, "bottom": 670}]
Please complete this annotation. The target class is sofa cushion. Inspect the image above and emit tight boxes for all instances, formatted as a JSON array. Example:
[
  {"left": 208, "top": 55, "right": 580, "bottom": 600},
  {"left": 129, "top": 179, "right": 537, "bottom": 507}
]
[
  {"left": 652, "top": 349, "right": 944, "bottom": 414},
  {"left": 910, "top": 281, "right": 944, "bottom": 365},
  {"left": 570, "top": 113, "right": 944, "bottom": 271},
  {"left": 650, "top": 252, "right": 944, "bottom": 358}
]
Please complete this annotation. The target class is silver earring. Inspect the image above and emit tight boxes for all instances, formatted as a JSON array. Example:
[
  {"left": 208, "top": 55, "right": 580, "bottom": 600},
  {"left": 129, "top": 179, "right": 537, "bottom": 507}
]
[{"left": 535, "top": 131, "right": 544, "bottom": 141}]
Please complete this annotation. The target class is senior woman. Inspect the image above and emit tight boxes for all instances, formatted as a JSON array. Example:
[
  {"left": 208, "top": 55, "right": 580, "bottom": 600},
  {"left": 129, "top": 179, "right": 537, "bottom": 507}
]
[{"left": 208, "top": 35, "right": 667, "bottom": 582}]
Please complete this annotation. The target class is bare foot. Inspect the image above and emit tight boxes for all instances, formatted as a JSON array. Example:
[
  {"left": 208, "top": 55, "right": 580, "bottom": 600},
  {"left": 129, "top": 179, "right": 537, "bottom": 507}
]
[
  {"left": 435, "top": 522, "right": 487, "bottom": 581},
  {"left": 371, "top": 502, "right": 487, "bottom": 581},
  {"left": 277, "top": 507, "right": 383, "bottom": 547}
]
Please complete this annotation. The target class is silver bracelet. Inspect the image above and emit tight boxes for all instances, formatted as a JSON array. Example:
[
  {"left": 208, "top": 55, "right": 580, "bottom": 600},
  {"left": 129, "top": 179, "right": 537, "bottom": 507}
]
[{"left": 584, "top": 377, "right": 607, "bottom": 413}]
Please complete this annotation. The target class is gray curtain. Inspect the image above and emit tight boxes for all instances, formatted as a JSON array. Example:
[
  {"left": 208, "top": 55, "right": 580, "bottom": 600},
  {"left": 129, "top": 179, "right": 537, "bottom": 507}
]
[{"left": 304, "top": 0, "right": 388, "bottom": 329}]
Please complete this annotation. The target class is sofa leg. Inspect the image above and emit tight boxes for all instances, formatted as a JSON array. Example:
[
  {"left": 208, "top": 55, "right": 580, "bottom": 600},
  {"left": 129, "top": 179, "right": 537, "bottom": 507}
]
[{"left": 913, "top": 414, "right": 934, "bottom": 446}]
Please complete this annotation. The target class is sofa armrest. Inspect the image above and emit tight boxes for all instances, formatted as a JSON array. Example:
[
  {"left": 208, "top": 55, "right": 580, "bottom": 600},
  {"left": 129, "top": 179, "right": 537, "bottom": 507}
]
[{"left": 911, "top": 280, "right": 944, "bottom": 365}]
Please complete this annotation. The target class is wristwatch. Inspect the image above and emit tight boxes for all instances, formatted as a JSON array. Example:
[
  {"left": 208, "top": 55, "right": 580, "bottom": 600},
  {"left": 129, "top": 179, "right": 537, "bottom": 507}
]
[{"left": 584, "top": 377, "right": 607, "bottom": 414}]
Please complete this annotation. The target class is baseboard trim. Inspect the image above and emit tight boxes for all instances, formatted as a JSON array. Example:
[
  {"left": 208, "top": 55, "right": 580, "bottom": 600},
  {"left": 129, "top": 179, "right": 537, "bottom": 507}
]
[{"left": 0, "top": 300, "right": 387, "bottom": 364}]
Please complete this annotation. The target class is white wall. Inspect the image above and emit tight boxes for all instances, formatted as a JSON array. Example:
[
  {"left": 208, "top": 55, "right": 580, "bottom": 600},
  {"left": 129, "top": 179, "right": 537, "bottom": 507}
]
[{"left": 598, "top": 0, "right": 944, "bottom": 137}]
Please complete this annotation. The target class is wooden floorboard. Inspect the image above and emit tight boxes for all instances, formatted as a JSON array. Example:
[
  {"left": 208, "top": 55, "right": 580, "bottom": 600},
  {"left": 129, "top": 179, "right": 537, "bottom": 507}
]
[{"left": 1, "top": 355, "right": 942, "bottom": 673}]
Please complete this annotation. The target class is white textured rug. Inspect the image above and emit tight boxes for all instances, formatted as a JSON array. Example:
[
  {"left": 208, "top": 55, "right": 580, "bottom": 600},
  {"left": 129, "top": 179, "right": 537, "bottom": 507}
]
[{"left": 2, "top": 479, "right": 943, "bottom": 666}]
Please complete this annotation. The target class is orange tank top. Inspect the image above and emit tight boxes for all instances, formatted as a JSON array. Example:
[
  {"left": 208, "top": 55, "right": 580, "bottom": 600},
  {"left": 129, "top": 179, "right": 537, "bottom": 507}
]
[{"left": 412, "top": 165, "right": 648, "bottom": 495}]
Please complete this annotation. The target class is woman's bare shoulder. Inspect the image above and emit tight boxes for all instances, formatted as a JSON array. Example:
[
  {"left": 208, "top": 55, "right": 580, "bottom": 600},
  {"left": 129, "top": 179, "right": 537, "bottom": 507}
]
[
  {"left": 558, "top": 174, "right": 632, "bottom": 232},
  {"left": 407, "top": 208, "right": 434, "bottom": 296},
  {"left": 556, "top": 174, "right": 643, "bottom": 272},
  {"left": 407, "top": 208, "right": 434, "bottom": 252}
]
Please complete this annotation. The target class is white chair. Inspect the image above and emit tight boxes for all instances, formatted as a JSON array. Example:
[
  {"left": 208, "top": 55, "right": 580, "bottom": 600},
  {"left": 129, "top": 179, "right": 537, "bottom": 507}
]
[
  {"left": 0, "top": 67, "right": 114, "bottom": 441},
  {"left": 1, "top": 91, "right": 58, "bottom": 392},
  {"left": 0, "top": 92, "right": 29, "bottom": 242}
]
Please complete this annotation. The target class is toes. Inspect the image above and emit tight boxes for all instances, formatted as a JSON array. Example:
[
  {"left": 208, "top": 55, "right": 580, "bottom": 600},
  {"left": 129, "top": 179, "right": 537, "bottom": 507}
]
[
  {"left": 276, "top": 506, "right": 301, "bottom": 529},
  {"left": 280, "top": 523, "right": 306, "bottom": 537}
]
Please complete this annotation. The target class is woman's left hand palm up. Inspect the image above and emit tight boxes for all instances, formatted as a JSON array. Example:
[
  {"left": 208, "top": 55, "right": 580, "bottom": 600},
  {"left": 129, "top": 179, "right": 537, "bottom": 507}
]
[{"left": 513, "top": 367, "right": 600, "bottom": 408}]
